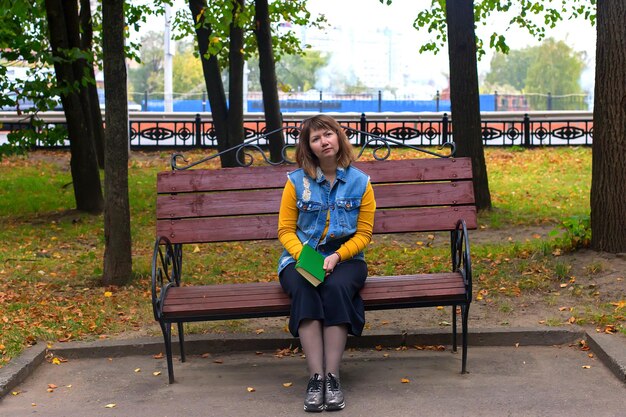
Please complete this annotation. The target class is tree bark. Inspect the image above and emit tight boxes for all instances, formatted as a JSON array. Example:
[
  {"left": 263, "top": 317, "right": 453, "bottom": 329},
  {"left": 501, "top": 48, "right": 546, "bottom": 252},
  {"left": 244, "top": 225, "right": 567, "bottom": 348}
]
[
  {"left": 445, "top": 0, "right": 492, "bottom": 210},
  {"left": 44, "top": 0, "right": 103, "bottom": 213},
  {"left": 227, "top": 0, "right": 245, "bottom": 157},
  {"left": 254, "top": 0, "right": 285, "bottom": 163},
  {"left": 102, "top": 0, "right": 133, "bottom": 285},
  {"left": 591, "top": 0, "right": 626, "bottom": 253},
  {"left": 80, "top": 0, "right": 106, "bottom": 168},
  {"left": 189, "top": 0, "right": 237, "bottom": 167}
]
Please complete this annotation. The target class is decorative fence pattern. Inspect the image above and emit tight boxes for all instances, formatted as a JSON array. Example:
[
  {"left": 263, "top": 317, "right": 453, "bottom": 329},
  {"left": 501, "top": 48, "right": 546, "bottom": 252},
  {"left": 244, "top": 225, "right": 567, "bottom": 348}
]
[{"left": 0, "top": 111, "right": 593, "bottom": 149}]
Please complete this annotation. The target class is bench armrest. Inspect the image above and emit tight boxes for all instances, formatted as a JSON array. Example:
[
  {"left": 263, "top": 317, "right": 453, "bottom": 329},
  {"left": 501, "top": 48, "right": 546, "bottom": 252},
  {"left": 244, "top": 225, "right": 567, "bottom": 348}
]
[
  {"left": 451, "top": 219, "right": 473, "bottom": 301},
  {"left": 151, "top": 236, "right": 182, "bottom": 321}
]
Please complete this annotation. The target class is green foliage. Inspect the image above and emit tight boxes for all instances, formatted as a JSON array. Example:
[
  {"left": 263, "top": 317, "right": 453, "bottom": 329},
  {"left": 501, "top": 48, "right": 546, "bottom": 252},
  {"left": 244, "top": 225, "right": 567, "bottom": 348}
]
[
  {"left": 524, "top": 39, "right": 586, "bottom": 109},
  {"left": 484, "top": 48, "right": 535, "bottom": 91},
  {"left": 0, "top": 0, "right": 172, "bottom": 154},
  {"left": 172, "top": 0, "right": 327, "bottom": 72},
  {"left": 483, "top": 38, "right": 587, "bottom": 109},
  {"left": 550, "top": 215, "right": 592, "bottom": 250},
  {"left": 409, "top": 0, "right": 596, "bottom": 57},
  {"left": 128, "top": 32, "right": 204, "bottom": 99},
  {"left": 248, "top": 49, "right": 330, "bottom": 92}
]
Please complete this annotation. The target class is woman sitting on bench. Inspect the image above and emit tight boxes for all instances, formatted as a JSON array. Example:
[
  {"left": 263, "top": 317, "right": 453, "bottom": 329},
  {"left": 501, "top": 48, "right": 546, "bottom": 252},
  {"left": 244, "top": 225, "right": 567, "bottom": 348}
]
[{"left": 277, "top": 114, "right": 376, "bottom": 412}]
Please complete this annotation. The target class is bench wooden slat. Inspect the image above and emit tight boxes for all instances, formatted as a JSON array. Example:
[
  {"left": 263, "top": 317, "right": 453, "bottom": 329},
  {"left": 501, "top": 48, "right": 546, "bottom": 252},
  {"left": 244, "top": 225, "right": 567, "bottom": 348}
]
[
  {"left": 164, "top": 280, "right": 465, "bottom": 307},
  {"left": 156, "top": 181, "right": 475, "bottom": 220},
  {"left": 161, "top": 273, "right": 466, "bottom": 319},
  {"left": 164, "top": 273, "right": 463, "bottom": 299},
  {"left": 157, "top": 189, "right": 284, "bottom": 218},
  {"left": 157, "top": 158, "right": 473, "bottom": 194},
  {"left": 360, "top": 158, "right": 473, "bottom": 183},
  {"left": 157, "top": 206, "right": 477, "bottom": 244},
  {"left": 157, "top": 165, "right": 293, "bottom": 193}
]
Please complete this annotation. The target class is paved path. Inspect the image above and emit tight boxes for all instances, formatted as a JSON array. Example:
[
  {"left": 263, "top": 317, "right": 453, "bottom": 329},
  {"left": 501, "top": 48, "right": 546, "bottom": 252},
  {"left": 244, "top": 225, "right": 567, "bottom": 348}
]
[{"left": 2, "top": 342, "right": 625, "bottom": 417}]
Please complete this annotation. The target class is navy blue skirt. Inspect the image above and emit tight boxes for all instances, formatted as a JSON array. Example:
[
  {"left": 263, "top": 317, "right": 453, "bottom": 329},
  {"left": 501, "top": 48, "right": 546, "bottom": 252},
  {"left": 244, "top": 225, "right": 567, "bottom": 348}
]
[{"left": 279, "top": 259, "right": 368, "bottom": 337}]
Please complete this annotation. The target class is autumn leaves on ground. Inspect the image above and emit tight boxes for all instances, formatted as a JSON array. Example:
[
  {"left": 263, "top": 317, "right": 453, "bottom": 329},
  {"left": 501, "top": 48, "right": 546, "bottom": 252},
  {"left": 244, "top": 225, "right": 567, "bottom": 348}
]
[{"left": 0, "top": 147, "right": 623, "bottom": 369}]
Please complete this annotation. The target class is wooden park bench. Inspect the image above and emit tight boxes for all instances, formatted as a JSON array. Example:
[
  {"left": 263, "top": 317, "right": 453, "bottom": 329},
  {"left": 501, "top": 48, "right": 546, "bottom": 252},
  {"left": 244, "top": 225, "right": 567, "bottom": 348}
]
[{"left": 151, "top": 138, "right": 476, "bottom": 383}]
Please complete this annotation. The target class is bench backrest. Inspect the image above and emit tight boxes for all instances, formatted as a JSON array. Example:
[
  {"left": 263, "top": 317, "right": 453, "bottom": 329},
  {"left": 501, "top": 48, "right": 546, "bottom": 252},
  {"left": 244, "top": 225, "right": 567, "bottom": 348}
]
[{"left": 156, "top": 158, "right": 477, "bottom": 244}]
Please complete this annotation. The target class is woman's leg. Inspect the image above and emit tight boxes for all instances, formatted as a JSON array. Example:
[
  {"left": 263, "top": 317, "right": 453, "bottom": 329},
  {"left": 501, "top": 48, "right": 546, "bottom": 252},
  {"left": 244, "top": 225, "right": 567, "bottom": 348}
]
[
  {"left": 323, "top": 324, "right": 348, "bottom": 375},
  {"left": 299, "top": 319, "right": 324, "bottom": 376}
]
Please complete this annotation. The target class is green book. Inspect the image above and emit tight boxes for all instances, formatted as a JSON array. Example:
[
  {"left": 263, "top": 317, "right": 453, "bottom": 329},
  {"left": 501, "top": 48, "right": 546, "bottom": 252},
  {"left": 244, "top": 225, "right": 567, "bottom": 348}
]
[{"left": 295, "top": 244, "right": 326, "bottom": 287}]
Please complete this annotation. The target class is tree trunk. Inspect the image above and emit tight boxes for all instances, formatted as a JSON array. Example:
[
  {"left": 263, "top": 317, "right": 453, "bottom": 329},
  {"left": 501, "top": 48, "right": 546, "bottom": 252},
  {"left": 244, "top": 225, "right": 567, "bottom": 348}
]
[
  {"left": 591, "top": 0, "right": 626, "bottom": 253},
  {"left": 227, "top": 0, "right": 245, "bottom": 156},
  {"left": 102, "top": 0, "right": 132, "bottom": 285},
  {"left": 45, "top": 0, "right": 103, "bottom": 213},
  {"left": 445, "top": 0, "right": 492, "bottom": 210},
  {"left": 80, "top": 0, "right": 105, "bottom": 168},
  {"left": 189, "top": 0, "right": 237, "bottom": 167},
  {"left": 254, "top": 0, "right": 285, "bottom": 163}
]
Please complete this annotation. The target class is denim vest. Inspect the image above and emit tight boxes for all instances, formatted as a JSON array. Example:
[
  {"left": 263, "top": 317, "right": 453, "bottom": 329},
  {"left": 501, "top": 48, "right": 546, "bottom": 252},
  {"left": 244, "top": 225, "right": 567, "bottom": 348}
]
[{"left": 277, "top": 165, "right": 370, "bottom": 274}]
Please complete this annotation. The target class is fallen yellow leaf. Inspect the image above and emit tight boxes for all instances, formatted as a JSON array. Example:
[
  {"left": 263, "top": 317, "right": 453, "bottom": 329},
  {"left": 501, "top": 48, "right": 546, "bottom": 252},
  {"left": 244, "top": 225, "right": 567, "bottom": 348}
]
[
  {"left": 104, "top": 291, "right": 113, "bottom": 297},
  {"left": 401, "top": 378, "right": 410, "bottom": 383},
  {"left": 193, "top": 245, "right": 201, "bottom": 253},
  {"left": 153, "top": 371, "right": 161, "bottom": 376},
  {"left": 52, "top": 357, "right": 61, "bottom": 365},
  {"left": 282, "top": 382, "right": 293, "bottom": 387},
  {"left": 134, "top": 368, "right": 141, "bottom": 373},
  {"left": 247, "top": 387, "right": 256, "bottom": 392},
  {"left": 255, "top": 328, "right": 265, "bottom": 334},
  {"left": 11, "top": 391, "right": 20, "bottom": 396},
  {"left": 611, "top": 300, "right": 625, "bottom": 311},
  {"left": 582, "top": 365, "right": 591, "bottom": 369},
  {"left": 153, "top": 352, "right": 164, "bottom": 359},
  {"left": 105, "top": 403, "right": 117, "bottom": 408}
]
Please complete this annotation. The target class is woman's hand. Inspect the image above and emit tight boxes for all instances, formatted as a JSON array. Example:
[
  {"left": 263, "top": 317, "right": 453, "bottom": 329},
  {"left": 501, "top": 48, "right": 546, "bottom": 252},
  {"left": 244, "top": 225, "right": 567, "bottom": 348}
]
[{"left": 323, "top": 252, "right": 341, "bottom": 275}]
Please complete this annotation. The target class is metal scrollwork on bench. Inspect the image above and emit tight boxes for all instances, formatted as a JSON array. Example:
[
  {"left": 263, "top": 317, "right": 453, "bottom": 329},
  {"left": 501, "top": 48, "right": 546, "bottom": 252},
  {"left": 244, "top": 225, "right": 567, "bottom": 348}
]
[{"left": 170, "top": 124, "right": 456, "bottom": 171}]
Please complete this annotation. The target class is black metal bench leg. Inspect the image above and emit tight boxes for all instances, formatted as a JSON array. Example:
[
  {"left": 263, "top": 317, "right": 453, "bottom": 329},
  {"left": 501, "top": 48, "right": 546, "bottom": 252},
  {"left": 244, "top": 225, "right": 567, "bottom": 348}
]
[
  {"left": 177, "top": 322, "right": 186, "bottom": 363},
  {"left": 160, "top": 321, "right": 175, "bottom": 383},
  {"left": 461, "top": 304, "right": 470, "bottom": 374},
  {"left": 452, "top": 304, "right": 458, "bottom": 353}
]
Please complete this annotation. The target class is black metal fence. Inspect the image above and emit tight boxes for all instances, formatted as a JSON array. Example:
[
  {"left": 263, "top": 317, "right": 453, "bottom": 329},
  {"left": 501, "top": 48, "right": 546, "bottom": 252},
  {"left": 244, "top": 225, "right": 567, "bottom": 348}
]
[{"left": 0, "top": 111, "right": 593, "bottom": 149}]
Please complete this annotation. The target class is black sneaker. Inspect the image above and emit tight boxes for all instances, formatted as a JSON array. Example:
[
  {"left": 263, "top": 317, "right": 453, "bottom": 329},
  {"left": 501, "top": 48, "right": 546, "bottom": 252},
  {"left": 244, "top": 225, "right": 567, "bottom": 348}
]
[
  {"left": 324, "top": 372, "right": 345, "bottom": 411},
  {"left": 303, "top": 373, "right": 324, "bottom": 412}
]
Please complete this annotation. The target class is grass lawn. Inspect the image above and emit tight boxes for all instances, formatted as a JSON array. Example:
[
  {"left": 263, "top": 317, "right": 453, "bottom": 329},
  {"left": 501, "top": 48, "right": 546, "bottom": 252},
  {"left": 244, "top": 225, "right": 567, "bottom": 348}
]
[{"left": 1, "top": 146, "right": 621, "bottom": 368}]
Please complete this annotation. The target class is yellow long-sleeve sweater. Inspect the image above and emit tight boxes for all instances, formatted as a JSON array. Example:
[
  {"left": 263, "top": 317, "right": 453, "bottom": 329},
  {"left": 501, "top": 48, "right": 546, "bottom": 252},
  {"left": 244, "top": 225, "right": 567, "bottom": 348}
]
[{"left": 277, "top": 180, "right": 376, "bottom": 262}]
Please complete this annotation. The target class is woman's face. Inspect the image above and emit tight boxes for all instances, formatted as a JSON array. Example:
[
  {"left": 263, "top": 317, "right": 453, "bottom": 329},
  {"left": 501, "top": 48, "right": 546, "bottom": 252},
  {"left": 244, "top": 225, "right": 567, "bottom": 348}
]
[{"left": 309, "top": 128, "right": 339, "bottom": 162}]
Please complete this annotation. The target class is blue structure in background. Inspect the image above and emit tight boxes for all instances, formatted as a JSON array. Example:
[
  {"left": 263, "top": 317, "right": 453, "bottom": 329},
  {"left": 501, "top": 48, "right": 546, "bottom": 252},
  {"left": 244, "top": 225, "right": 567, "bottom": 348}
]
[{"left": 142, "top": 95, "right": 499, "bottom": 113}]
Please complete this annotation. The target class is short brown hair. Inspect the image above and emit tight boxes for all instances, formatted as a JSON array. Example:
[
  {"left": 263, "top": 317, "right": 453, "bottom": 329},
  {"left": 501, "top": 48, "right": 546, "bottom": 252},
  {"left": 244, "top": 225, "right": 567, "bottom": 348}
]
[{"left": 296, "top": 115, "right": 355, "bottom": 178}]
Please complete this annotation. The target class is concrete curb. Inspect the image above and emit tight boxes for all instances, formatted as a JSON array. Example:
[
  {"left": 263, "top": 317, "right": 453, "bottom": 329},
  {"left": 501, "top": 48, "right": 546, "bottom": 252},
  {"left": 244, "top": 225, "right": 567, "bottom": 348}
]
[
  {"left": 0, "top": 342, "right": 47, "bottom": 399},
  {"left": 1, "top": 327, "right": 623, "bottom": 399},
  {"left": 585, "top": 331, "right": 626, "bottom": 383}
]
